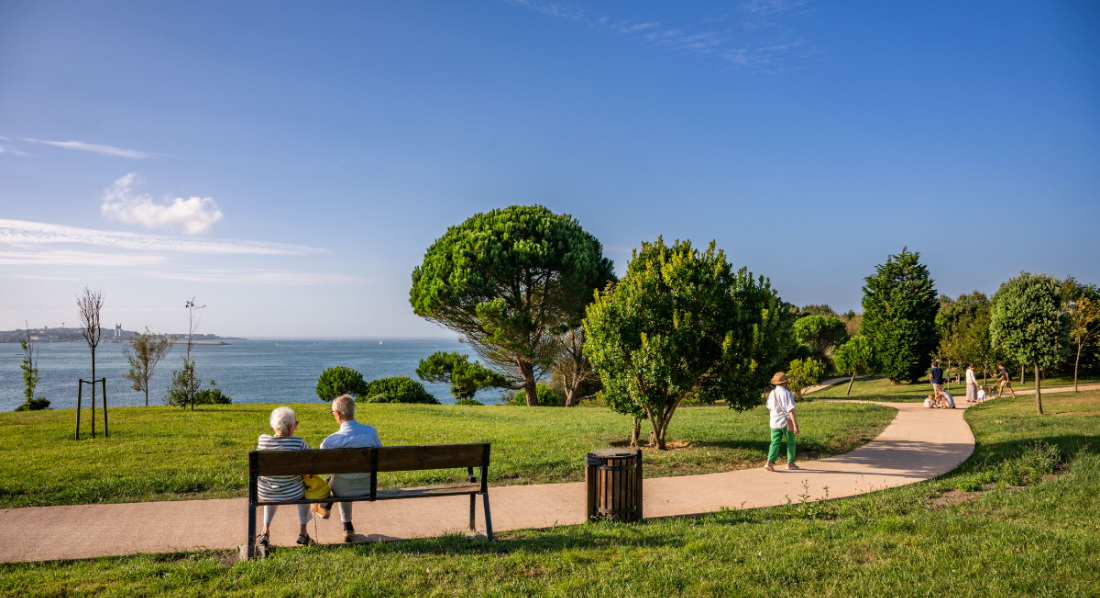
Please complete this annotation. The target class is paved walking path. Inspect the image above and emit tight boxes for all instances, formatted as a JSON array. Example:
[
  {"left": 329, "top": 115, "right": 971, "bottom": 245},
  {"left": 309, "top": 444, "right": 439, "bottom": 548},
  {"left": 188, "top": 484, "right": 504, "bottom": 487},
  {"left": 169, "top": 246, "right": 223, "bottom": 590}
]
[{"left": 2, "top": 398, "right": 988, "bottom": 564}]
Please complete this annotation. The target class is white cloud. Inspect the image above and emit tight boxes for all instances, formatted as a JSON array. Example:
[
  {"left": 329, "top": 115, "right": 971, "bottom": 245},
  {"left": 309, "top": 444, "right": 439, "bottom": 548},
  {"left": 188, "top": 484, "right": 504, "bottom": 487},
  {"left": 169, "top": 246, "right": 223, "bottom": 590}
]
[
  {"left": 0, "top": 250, "right": 165, "bottom": 266},
  {"left": 146, "top": 269, "right": 366, "bottom": 286},
  {"left": 0, "top": 219, "right": 324, "bottom": 256},
  {"left": 0, "top": 144, "right": 31, "bottom": 156},
  {"left": 101, "top": 173, "right": 224, "bottom": 234},
  {"left": 501, "top": 0, "right": 585, "bottom": 20},
  {"left": 20, "top": 138, "right": 152, "bottom": 159}
]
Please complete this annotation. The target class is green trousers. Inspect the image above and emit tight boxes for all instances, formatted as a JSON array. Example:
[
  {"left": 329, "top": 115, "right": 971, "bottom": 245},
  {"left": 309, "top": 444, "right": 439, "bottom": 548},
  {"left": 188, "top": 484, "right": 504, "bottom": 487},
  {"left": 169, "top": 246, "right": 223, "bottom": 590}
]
[{"left": 768, "top": 428, "right": 796, "bottom": 464}]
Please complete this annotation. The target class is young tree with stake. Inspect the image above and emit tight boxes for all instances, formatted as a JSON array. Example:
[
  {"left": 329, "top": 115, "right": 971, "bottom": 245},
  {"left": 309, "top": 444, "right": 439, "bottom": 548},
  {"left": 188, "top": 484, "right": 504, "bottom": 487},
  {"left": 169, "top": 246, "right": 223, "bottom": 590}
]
[{"left": 77, "top": 288, "right": 104, "bottom": 438}]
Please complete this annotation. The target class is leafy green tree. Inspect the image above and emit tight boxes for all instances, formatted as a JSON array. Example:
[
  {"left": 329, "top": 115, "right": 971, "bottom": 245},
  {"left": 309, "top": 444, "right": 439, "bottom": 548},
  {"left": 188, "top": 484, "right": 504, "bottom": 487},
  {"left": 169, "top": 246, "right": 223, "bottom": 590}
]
[
  {"left": 416, "top": 351, "right": 513, "bottom": 401},
  {"left": 990, "top": 272, "right": 1072, "bottom": 414},
  {"left": 316, "top": 366, "right": 368, "bottom": 401},
  {"left": 410, "top": 205, "right": 616, "bottom": 406},
  {"left": 833, "top": 335, "right": 876, "bottom": 396},
  {"left": 361, "top": 377, "right": 440, "bottom": 404},
  {"left": 165, "top": 360, "right": 201, "bottom": 408},
  {"left": 792, "top": 315, "right": 849, "bottom": 358},
  {"left": 787, "top": 357, "right": 826, "bottom": 400},
  {"left": 1062, "top": 278, "right": 1100, "bottom": 391},
  {"left": 797, "top": 304, "right": 839, "bottom": 318},
  {"left": 584, "top": 238, "right": 796, "bottom": 450},
  {"left": 859, "top": 248, "right": 939, "bottom": 383},
  {"left": 122, "top": 327, "right": 173, "bottom": 407}
]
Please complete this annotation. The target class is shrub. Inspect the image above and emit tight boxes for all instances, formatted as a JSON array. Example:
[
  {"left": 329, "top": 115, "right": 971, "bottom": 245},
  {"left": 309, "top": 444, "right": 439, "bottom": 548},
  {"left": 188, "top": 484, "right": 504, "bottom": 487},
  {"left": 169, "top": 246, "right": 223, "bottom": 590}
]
[
  {"left": 193, "top": 388, "right": 231, "bottom": 405},
  {"left": 14, "top": 397, "right": 50, "bottom": 411},
  {"left": 788, "top": 357, "right": 826, "bottom": 400},
  {"left": 454, "top": 397, "right": 484, "bottom": 406},
  {"left": 512, "top": 384, "right": 561, "bottom": 406},
  {"left": 359, "top": 377, "right": 440, "bottom": 404},
  {"left": 316, "top": 366, "right": 368, "bottom": 402}
]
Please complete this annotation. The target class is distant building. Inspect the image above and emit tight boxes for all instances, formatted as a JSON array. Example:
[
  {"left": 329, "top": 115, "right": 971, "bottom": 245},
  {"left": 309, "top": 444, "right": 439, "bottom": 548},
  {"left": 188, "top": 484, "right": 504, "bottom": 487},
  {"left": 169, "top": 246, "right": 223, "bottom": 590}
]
[{"left": 115, "top": 324, "right": 122, "bottom": 339}]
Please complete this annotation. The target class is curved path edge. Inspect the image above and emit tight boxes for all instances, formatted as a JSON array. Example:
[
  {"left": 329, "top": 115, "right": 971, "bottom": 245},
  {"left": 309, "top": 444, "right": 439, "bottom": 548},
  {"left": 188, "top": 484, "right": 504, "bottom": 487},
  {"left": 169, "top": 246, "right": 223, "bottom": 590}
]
[{"left": 0, "top": 401, "right": 975, "bottom": 564}]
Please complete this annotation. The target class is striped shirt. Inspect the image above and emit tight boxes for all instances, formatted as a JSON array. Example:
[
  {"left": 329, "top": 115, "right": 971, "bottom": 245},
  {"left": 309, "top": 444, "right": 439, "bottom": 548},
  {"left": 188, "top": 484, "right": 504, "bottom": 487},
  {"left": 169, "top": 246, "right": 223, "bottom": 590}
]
[{"left": 256, "top": 434, "right": 309, "bottom": 502}]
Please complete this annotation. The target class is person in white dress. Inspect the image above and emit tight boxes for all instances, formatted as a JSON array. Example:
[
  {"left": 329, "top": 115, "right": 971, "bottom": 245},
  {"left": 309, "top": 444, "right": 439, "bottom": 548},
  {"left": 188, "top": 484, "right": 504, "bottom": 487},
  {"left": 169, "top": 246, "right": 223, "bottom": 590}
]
[{"left": 965, "top": 364, "right": 979, "bottom": 403}]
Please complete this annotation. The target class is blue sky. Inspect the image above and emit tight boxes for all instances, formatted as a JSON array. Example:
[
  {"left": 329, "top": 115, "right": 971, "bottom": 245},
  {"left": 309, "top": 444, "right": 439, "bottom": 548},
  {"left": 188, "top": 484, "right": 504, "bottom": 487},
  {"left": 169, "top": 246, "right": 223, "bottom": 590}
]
[{"left": 2, "top": 0, "right": 1098, "bottom": 337}]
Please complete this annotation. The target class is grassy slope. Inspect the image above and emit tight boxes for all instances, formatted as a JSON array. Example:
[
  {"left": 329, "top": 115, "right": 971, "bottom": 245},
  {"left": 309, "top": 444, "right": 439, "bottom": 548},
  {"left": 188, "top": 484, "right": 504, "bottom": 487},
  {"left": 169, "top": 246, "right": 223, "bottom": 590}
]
[
  {"left": 0, "top": 401, "right": 893, "bottom": 508},
  {"left": 2, "top": 391, "right": 1098, "bottom": 597},
  {"left": 815, "top": 374, "right": 1100, "bottom": 403}
]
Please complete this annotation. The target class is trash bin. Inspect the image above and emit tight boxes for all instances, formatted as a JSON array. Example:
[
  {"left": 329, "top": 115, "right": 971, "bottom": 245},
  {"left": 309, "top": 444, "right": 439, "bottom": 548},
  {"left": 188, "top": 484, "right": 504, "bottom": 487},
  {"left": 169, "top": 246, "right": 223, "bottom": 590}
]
[{"left": 585, "top": 448, "right": 642, "bottom": 522}]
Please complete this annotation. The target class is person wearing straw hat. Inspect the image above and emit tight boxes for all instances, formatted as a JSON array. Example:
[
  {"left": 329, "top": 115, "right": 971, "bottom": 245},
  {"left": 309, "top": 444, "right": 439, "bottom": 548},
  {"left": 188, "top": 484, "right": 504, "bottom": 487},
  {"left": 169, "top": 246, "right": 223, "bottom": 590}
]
[{"left": 764, "top": 371, "right": 800, "bottom": 471}]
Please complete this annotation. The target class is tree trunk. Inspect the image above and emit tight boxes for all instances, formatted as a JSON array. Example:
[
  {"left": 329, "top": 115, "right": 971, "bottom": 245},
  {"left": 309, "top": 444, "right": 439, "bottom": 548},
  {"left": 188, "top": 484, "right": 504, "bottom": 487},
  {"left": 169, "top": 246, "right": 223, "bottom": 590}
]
[
  {"left": 90, "top": 351, "right": 96, "bottom": 439},
  {"left": 145, "top": 385, "right": 149, "bottom": 407},
  {"left": 518, "top": 361, "right": 537, "bottom": 406},
  {"left": 845, "top": 373, "right": 855, "bottom": 396},
  {"left": 1075, "top": 345, "right": 1082, "bottom": 392},
  {"left": 1034, "top": 363, "right": 1043, "bottom": 415},
  {"left": 1020, "top": 364, "right": 1025, "bottom": 386},
  {"left": 629, "top": 417, "right": 641, "bottom": 447}
]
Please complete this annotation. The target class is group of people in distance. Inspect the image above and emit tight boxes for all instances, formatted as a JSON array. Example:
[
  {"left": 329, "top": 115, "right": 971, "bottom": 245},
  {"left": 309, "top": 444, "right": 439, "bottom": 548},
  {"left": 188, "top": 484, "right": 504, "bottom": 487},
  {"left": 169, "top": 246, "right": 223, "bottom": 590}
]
[
  {"left": 255, "top": 394, "right": 380, "bottom": 547},
  {"left": 926, "top": 360, "right": 1017, "bottom": 409}
]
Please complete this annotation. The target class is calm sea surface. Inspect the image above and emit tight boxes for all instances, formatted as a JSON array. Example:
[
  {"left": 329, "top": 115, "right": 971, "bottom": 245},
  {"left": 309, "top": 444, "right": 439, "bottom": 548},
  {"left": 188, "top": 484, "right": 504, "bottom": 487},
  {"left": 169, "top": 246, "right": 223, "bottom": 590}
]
[{"left": 0, "top": 338, "right": 496, "bottom": 412}]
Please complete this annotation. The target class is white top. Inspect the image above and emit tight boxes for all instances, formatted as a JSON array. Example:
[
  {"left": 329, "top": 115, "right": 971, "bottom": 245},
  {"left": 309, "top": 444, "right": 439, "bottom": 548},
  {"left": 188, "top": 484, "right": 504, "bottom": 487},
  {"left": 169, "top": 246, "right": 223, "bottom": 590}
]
[
  {"left": 321, "top": 420, "right": 381, "bottom": 486},
  {"left": 941, "top": 391, "right": 955, "bottom": 408},
  {"left": 965, "top": 369, "right": 978, "bottom": 385},
  {"left": 766, "top": 386, "right": 796, "bottom": 430}
]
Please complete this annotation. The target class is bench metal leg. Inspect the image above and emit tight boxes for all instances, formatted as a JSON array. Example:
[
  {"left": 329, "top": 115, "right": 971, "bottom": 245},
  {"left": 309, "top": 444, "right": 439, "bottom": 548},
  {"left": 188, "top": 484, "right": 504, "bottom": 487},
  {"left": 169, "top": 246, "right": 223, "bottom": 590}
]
[
  {"left": 469, "top": 494, "right": 476, "bottom": 532},
  {"left": 247, "top": 503, "right": 257, "bottom": 559},
  {"left": 482, "top": 491, "right": 493, "bottom": 541}
]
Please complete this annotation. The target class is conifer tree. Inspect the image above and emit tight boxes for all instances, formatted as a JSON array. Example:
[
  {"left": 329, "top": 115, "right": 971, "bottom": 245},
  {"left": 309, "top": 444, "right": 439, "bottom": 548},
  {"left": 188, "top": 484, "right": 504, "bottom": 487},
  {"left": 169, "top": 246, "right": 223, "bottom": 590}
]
[{"left": 859, "top": 248, "right": 939, "bottom": 383}]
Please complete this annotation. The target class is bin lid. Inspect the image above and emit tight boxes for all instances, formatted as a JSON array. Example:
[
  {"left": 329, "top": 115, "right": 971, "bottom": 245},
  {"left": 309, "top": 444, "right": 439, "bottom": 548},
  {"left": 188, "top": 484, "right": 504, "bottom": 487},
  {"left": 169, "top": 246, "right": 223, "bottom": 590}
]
[{"left": 586, "top": 448, "right": 638, "bottom": 461}]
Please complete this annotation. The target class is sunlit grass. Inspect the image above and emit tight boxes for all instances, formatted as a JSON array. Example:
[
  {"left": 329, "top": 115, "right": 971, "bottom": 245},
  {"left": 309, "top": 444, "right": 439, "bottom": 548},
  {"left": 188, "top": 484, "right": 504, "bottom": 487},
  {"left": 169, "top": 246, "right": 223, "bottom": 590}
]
[{"left": 0, "top": 401, "right": 893, "bottom": 508}]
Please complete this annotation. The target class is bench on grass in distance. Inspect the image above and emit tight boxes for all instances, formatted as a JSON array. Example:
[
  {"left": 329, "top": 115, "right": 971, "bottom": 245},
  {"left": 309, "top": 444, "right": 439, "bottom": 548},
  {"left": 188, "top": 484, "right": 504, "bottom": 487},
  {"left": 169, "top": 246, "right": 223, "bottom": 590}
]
[{"left": 245, "top": 442, "right": 492, "bottom": 557}]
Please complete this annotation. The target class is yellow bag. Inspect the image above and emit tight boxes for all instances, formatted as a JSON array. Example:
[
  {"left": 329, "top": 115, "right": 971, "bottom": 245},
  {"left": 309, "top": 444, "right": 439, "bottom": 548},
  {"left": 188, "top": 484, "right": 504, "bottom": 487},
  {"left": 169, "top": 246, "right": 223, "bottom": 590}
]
[{"left": 303, "top": 474, "right": 331, "bottom": 500}]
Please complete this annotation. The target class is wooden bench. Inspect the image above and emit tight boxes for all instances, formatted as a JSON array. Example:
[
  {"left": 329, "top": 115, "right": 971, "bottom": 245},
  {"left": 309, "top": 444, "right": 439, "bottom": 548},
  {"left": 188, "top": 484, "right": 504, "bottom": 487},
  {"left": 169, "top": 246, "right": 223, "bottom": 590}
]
[{"left": 246, "top": 442, "right": 492, "bottom": 557}]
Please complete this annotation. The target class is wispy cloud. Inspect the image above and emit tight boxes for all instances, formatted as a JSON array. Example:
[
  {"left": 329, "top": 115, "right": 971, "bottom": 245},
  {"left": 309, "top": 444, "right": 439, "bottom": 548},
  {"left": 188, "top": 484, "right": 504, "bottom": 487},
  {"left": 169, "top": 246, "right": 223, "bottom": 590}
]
[
  {"left": 0, "top": 219, "right": 324, "bottom": 256},
  {"left": 101, "top": 173, "right": 224, "bottom": 234},
  {"left": 503, "top": 1, "right": 811, "bottom": 72},
  {"left": 0, "top": 250, "right": 166, "bottom": 266},
  {"left": 20, "top": 138, "right": 152, "bottom": 159},
  {"left": 146, "top": 269, "right": 366, "bottom": 286},
  {"left": 0, "top": 144, "right": 31, "bottom": 156},
  {"left": 501, "top": 0, "right": 585, "bottom": 20}
]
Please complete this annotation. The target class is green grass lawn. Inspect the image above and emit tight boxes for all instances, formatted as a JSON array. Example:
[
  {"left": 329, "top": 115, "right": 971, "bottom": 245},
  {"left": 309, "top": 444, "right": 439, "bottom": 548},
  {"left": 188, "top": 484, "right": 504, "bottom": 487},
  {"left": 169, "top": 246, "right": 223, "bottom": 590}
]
[
  {"left": 814, "top": 373, "right": 1100, "bottom": 403},
  {"left": 3, "top": 391, "right": 1098, "bottom": 597},
  {"left": 0, "top": 401, "right": 893, "bottom": 508}
]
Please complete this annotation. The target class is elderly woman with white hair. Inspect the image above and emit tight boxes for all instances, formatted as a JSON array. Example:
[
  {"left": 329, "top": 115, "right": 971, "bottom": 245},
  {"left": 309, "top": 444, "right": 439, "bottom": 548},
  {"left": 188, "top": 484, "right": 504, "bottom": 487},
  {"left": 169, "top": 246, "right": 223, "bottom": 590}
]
[{"left": 255, "top": 406, "right": 314, "bottom": 547}]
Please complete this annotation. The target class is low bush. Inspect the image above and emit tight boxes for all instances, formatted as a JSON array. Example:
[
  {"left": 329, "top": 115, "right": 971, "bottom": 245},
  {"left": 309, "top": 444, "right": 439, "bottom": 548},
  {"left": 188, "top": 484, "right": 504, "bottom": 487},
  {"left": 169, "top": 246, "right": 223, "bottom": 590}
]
[
  {"left": 14, "top": 398, "right": 50, "bottom": 412},
  {"left": 360, "top": 377, "right": 440, "bottom": 404},
  {"left": 511, "top": 384, "right": 562, "bottom": 406},
  {"left": 453, "top": 397, "right": 483, "bottom": 406},
  {"left": 193, "top": 388, "right": 231, "bottom": 405},
  {"left": 316, "top": 366, "right": 368, "bottom": 401}
]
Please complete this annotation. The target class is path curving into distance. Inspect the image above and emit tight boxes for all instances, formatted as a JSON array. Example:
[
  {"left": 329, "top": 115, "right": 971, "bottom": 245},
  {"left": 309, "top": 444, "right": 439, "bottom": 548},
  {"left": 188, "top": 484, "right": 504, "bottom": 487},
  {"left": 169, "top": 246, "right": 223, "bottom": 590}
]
[{"left": 0, "top": 397, "right": 981, "bottom": 564}]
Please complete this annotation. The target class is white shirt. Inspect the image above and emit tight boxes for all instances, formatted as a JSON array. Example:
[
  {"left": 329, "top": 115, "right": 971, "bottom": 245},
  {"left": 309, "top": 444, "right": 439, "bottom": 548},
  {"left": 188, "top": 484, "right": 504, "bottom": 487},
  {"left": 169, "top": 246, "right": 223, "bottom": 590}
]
[
  {"left": 766, "top": 386, "right": 796, "bottom": 430},
  {"left": 965, "top": 369, "right": 978, "bottom": 385},
  {"left": 941, "top": 391, "right": 955, "bottom": 408},
  {"left": 321, "top": 420, "right": 381, "bottom": 490},
  {"left": 320, "top": 420, "right": 381, "bottom": 450}
]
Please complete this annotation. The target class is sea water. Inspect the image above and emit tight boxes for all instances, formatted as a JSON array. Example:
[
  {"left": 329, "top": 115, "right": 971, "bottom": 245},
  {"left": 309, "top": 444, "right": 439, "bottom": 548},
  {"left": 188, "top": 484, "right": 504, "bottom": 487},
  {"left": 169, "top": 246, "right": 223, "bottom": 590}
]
[{"left": 0, "top": 338, "right": 500, "bottom": 412}]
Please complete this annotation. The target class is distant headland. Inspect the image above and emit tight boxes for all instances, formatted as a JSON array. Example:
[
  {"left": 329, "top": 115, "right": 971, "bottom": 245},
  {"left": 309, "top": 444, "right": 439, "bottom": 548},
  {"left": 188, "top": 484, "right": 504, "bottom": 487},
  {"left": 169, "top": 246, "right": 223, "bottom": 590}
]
[{"left": 0, "top": 326, "right": 245, "bottom": 344}]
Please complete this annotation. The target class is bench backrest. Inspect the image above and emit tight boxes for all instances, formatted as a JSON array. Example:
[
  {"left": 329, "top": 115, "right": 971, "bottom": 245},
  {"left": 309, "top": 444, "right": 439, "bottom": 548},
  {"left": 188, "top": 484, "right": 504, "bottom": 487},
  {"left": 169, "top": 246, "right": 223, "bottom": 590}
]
[
  {"left": 248, "top": 443, "right": 490, "bottom": 504},
  {"left": 251, "top": 442, "right": 489, "bottom": 476}
]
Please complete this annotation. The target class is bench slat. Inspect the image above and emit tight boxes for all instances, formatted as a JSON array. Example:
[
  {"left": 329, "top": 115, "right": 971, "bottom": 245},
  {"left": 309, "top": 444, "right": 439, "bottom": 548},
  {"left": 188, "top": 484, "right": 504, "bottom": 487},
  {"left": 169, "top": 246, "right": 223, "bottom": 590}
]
[
  {"left": 255, "top": 448, "right": 373, "bottom": 476},
  {"left": 375, "top": 444, "right": 487, "bottom": 472},
  {"left": 375, "top": 483, "right": 481, "bottom": 499},
  {"left": 253, "top": 483, "right": 482, "bottom": 506}
]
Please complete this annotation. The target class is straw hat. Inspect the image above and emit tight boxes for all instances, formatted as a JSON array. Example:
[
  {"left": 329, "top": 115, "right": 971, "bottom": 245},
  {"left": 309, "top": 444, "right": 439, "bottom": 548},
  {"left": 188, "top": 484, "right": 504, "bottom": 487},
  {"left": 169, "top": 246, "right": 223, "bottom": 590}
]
[{"left": 770, "top": 372, "right": 789, "bottom": 386}]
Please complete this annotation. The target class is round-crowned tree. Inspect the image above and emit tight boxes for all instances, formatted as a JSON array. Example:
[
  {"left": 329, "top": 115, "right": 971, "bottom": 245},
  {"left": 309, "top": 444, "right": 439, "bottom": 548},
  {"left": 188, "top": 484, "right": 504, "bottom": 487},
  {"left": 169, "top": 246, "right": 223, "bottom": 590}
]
[
  {"left": 316, "top": 366, "right": 368, "bottom": 402},
  {"left": 360, "top": 376, "right": 440, "bottom": 404},
  {"left": 990, "top": 272, "right": 1072, "bottom": 414},
  {"left": 410, "top": 205, "right": 616, "bottom": 406},
  {"left": 792, "top": 315, "right": 849, "bottom": 357},
  {"left": 859, "top": 248, "right": 939, "bottom": 383},
  {"left": 584, "top": 238, "right": 796, "bottom": 449}
]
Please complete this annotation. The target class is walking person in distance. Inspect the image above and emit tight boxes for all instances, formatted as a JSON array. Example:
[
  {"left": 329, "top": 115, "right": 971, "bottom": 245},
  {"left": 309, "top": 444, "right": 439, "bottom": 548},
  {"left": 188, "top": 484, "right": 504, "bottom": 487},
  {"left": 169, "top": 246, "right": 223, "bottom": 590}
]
[
  {"left": 763, "top": 372, "right": 800, "bottom": 472},
  {"left": 996, "top": 363, "right": 1017, "bottom": 399}
]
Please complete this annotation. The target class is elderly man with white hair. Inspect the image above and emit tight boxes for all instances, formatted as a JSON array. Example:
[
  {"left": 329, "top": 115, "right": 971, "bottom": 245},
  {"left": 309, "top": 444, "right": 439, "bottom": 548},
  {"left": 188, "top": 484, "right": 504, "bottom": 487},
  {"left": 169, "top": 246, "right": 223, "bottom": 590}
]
[
  {"left": 256, "top": 406, "right": 314, "bottom": 547},
  {"left": 310, "top": 394, "right": 381, "bottom": 543}
]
